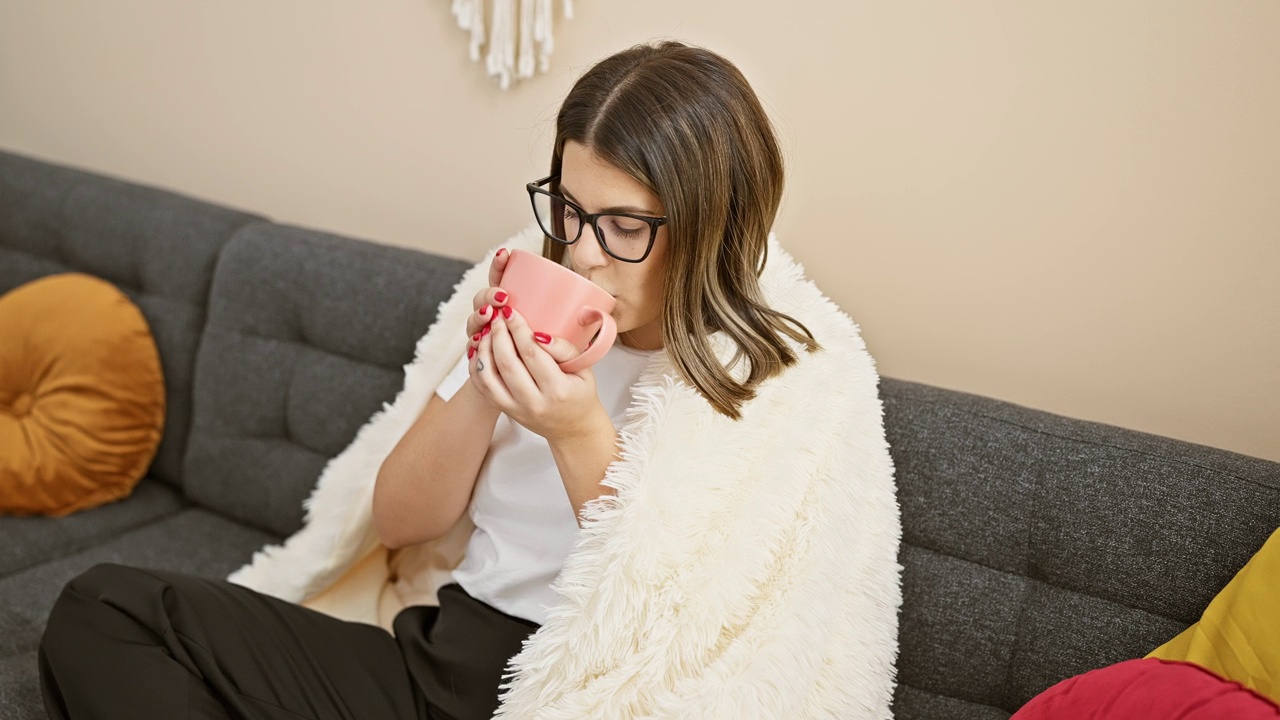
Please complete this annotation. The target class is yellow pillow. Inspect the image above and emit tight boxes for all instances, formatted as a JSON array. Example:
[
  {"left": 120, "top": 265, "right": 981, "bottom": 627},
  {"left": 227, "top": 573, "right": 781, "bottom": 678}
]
[
  {"left": 1147, "top": 526, "right": 1280, "bottom": 704},
  {"left": 0, "top": 273, "right": 165, "bottom": 516}
]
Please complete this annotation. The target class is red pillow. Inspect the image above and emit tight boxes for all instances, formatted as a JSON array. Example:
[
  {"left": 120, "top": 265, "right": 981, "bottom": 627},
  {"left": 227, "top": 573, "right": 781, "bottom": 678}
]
[{"left": 1013, "top": 658, "right": 1280, "bottom": 719}]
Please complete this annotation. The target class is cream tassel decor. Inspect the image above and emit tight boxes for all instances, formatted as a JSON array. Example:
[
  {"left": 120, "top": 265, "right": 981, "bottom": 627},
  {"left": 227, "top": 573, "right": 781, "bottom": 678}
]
[{"left": 451, "top": 0, "right": 574, "bottom": 89}]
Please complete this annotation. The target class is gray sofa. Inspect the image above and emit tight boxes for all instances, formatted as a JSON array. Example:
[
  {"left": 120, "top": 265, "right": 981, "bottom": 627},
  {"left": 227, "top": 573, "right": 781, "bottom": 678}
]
[{"left": 1, "top": 148, "right": 1276, "bottom": 720}]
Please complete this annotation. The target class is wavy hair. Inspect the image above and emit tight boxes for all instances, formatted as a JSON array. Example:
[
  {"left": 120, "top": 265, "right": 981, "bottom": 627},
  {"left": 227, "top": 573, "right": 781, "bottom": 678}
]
[{"left": 545, "top": 41, "right": 819, "bottom": 420}]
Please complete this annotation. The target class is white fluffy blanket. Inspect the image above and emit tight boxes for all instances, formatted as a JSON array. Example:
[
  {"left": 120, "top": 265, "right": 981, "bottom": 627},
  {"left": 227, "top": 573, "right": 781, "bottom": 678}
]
[{"left": 229, "top": 225, "right": 902, "bottom": 719}]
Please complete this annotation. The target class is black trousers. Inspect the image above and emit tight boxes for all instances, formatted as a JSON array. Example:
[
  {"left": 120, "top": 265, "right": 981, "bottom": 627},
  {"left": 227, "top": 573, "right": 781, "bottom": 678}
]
[{"left": 38, "top": 564, "right": 539, "bottom": 720}]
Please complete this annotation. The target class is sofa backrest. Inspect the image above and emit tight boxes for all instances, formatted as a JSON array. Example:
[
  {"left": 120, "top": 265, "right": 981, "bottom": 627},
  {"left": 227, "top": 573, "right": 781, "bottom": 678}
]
[
  {"left": 0, "top": 150, "right": 264, "bottom": 486},
  {"left": 181, "top": 222, "right": 471, "bottom": 537},
  {"left": 881, "top": 377, "right": 1280, "bottom": 719}
]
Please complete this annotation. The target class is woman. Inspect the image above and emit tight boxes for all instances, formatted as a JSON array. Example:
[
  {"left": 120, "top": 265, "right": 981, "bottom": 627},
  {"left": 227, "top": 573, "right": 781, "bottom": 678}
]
[{"left": 39, "top": 41, "right": 900, "bottom": 720}]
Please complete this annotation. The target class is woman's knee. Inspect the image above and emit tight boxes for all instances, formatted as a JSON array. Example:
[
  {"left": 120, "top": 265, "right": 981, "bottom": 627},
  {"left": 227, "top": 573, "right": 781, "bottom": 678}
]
[
  {"left": 43, "top": 563, "right": 149, "bottom": 653},
  {"left": 63, "top": 562, "right": 144, "bottom": 599}
]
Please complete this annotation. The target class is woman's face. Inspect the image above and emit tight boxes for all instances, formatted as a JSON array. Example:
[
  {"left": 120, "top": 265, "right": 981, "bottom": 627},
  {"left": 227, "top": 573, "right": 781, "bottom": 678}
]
[{"left": 559, "top": 141, "right": 668, "bottom": 350}]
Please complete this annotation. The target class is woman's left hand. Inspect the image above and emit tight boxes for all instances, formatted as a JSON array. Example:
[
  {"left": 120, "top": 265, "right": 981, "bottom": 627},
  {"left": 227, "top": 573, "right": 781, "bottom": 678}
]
[{"left": 469, "top": 306, "right": 611, "bottom": 442}]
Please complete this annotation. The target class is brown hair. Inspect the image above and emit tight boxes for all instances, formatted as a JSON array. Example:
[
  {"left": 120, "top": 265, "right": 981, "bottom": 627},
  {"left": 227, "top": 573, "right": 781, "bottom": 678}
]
[{"left": 546, "top": 41, "right": 819, "bottom": 420}]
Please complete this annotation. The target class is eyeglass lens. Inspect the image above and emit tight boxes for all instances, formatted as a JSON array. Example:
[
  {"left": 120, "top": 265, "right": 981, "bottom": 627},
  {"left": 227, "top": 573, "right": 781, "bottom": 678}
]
[{"left": 532, "top": 191, "right": 651, "bottom": 261}]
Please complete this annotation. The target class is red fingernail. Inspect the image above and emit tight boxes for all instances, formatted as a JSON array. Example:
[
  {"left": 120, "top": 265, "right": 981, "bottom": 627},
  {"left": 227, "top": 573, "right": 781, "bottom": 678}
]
[
  {"left": 467, "top": 347, "right": 475, "bottom": 359},
  {"left": 534, "top": 332, "right": 552, "bottom": 344},
  {"left": 502, "top": 306, "right": 513, "bottom": 319},
  {"left": 480, "top": 305, "right": 490, "bottom": 317},
  {"left": 472, "top": 333, "right": 480, "bottom": 342},
  {"left": 494, "top": 291, "right": 508, "bottom": 303},
  {"left": 481, "top": 324, "right": 491, "bottom": 337}
]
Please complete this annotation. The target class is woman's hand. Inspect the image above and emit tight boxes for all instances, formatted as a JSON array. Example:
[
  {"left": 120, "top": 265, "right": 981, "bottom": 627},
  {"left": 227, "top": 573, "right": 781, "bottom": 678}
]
[
  {"left": 466, "top": 272, "right": 621, "bottom": 522},
  {"left": 465, "top": 248, "right": 512, "bottom": 355},
  {"left": 472, "top": 305, "right": 620, "bottom": 522},
  {"left": 469, "top": 305, "right": 611, "bottom": 443}
]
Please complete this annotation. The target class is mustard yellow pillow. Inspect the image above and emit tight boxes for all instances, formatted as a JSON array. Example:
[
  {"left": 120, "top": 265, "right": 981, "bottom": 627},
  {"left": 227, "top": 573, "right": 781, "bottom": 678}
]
[
  {"left": 1147, "top": 526, "right": 1280, "bottom": 704},
  {"left": 0, "top": 273, "right": 165, "bottom": 516}
]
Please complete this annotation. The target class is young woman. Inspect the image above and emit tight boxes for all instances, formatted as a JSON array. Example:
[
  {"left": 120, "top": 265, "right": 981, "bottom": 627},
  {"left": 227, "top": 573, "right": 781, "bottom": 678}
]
[{"left": 39, "top": 41, "right": 900, "bottom": 720}]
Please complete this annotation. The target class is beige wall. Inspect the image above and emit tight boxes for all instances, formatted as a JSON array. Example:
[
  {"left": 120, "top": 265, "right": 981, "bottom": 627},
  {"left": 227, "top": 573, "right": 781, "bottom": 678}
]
[{"left": 2, "top": 1, "right": 1276, "bottom": 461}]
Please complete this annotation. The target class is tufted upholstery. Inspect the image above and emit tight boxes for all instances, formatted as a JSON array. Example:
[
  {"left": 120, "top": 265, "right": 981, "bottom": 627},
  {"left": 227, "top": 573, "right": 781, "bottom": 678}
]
[
  {"left": 0, "top": 150, "right": 264, "bottom": 487},
  {"left": 882, "top": 378, "right": 1280, "bottom": 718},
  {"left": 181, "top": 224, "right": 471, "bottom": 537}
]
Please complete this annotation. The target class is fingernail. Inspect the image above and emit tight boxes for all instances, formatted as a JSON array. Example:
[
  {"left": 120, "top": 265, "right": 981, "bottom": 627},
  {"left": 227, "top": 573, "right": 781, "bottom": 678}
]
[
  {"left": 502, "top": 306, "right": 513, "bottom": 319},
  {"left": 497, "top": 248, "right": 507, "bottom": 257},
  {"left": 494, "top": 291, "right": 508, "bottom": 304},
  {"left": 472, "top": 333, "right": 480, "bottom": 342},
  {"left": 534, "top": 332, "right": 552, "bottom": 344},
  {"left": 481, "top": 324, "right": 491, "bottom": 337},
  {"left": 467, "top": 347, "right": 476, "bottom": 360},
  {"left": 480, "top": 305, "right": 490, "bottom": 317}
]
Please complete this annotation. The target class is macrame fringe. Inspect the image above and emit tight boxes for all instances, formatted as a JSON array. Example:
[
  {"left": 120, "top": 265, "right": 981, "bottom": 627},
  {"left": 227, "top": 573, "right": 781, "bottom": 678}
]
[{"left": 450, "top": 0, "right": 573, "bottom": 89}]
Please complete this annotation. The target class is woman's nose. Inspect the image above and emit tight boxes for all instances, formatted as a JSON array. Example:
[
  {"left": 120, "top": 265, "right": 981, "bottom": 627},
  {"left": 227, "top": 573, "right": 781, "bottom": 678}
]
[{"left": 571, "top": 226, "right": 609, "bottom": 271}]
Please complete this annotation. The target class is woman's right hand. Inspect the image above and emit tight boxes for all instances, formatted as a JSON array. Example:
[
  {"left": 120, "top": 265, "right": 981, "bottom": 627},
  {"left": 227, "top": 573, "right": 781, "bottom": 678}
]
[{"left": 466, "top": 248, "right": 512, "bottom": 357}]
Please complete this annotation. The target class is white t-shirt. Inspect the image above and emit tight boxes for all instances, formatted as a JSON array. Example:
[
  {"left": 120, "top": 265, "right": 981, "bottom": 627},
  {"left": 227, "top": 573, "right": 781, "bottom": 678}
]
[{"left": 411, "top": 342, "right": 654, "bottom": 624}]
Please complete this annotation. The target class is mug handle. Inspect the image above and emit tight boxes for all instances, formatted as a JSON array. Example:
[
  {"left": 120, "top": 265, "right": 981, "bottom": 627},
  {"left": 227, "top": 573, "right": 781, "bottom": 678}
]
[{"left": 558, "top": 307, "right": 617, "bottom": 373}]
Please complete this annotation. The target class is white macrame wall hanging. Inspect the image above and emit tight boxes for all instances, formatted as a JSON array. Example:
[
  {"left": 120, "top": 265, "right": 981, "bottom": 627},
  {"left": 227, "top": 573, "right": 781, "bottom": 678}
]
[{"left": 451, "top": 0, "right": 574, "bottom": 89}]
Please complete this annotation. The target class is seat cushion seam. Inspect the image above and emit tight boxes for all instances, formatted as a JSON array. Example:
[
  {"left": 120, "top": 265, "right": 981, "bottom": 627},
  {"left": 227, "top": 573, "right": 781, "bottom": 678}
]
[{"left": 904, "top": 541, "right": 1190, "bottom": 627}]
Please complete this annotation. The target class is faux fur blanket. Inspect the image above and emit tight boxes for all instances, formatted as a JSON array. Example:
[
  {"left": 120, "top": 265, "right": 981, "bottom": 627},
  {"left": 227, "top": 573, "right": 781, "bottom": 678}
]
[{"left": 229, "top": 225, "right": 902, "bottom": 719}]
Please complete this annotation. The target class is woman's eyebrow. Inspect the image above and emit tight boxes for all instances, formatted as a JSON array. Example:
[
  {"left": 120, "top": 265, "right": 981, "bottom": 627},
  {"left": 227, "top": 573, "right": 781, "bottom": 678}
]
[{"left": 559, "top": 184, "right": 660, "bottom": 216}]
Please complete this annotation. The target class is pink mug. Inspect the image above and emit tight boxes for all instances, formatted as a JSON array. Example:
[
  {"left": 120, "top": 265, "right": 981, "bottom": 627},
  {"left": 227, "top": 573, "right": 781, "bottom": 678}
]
[{"left": 498, "top": 249, "right": 617, "bottom": 373}]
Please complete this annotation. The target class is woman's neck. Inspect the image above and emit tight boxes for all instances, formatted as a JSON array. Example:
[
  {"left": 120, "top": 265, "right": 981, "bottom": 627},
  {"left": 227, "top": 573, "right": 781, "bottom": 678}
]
[{"left": 619, "top": 326, "right": 663, "bottom": 351}]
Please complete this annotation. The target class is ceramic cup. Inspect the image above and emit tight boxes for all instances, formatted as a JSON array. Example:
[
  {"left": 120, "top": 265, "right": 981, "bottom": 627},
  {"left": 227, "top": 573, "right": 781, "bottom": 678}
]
[{"left": 498, "top": 249, "right": 617, "bottom": 372}]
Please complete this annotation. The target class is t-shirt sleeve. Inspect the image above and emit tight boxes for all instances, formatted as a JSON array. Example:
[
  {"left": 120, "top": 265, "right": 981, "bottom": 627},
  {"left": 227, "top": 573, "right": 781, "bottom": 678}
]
[{"left": 435, "top": 355, "right": 470, "bottom": 402}]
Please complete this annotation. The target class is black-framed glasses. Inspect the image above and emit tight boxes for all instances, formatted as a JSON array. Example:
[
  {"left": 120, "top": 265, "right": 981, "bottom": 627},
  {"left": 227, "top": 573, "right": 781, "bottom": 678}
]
[{"left": 526, "top": 175, "right": 667, "bottom": 263}]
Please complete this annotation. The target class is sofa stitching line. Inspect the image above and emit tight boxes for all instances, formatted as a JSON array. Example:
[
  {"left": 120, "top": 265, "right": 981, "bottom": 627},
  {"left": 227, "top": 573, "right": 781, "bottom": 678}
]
[
  {"left": 189, "top": 428, "right": 332, "bottom": 461},
  {"left": 202, "top": 324, "right": 407, "bottom": 376},
  {"left": 898, "top": 679, "right": 1012, "bottom": 716},
  {"left": 998, "top": 465, "right": 1045, "bottom": 712},
  {"left": 49, "top": 173, "right": 81, "bottom": 268},
  {"left": 2, "top": 503, "right": 192, "bottom": 579},
  {"left": 903, "top": 541, "right": 1192, "bottom": 627}
]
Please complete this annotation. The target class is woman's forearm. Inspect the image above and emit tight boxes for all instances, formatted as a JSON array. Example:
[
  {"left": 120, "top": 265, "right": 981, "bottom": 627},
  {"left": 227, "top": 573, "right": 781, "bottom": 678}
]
[
  {"left": 546, "top": 405, "right": 621, "bottom": 525},
  {"left": 373, "top": 381, "right": 500, "bottom": 548}
]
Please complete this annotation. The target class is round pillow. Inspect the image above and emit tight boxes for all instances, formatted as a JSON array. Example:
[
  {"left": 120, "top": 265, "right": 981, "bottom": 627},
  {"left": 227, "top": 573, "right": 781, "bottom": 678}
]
[
  {"left": 0, "top": 273, "right": 165, "bottom": 516},
  {"left": 1012, "top": 657, "right": 1280, "bottom": 719}
]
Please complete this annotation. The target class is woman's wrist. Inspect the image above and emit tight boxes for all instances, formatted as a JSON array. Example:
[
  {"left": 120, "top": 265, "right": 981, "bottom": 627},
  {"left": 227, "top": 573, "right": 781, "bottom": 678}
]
[
  {"left": 543, "top": 402, "right": 613, "bottom": 448},
  {"left": 546, "top": 405, "right": 620, "bottom": 522}
]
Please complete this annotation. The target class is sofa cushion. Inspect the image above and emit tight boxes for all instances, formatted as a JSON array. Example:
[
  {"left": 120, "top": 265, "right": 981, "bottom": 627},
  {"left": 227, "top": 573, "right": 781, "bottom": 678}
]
[
  {"left": 183, "top": 224, "right": 471, "bottom": 536},
  {"left": 0, "top": 506, "right": 279, "bottom": 659},
  {"left": 0, "top": 478, "right": 184, "bottom": 577},
  {"left": 882, "top": 377, "right": 1280, "bottom": 717},
  {"left": 0, "top": 652, "right": 41, "bottom": 720},
  {"left": 0, "top": 150, "right": 266, "bottom": 487},
  {"left": 0, "top": 273, "right": 165, "bottom": 516}
]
